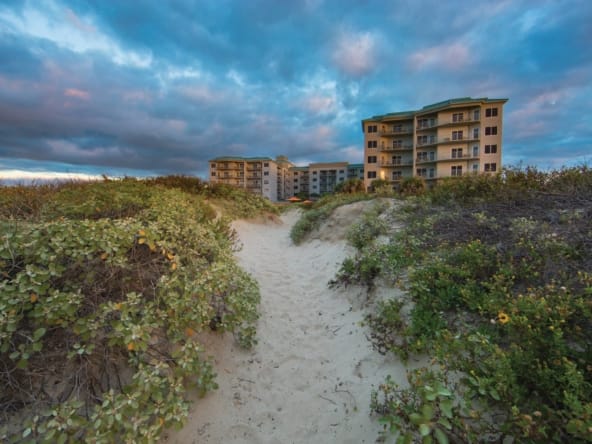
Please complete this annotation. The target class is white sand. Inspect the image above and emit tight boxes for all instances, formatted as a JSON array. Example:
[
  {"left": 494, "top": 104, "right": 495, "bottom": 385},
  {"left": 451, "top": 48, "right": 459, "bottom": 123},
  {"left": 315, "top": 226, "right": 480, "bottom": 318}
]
[{"left": 163, "top": 207, "right": 412, "bottom": 444}]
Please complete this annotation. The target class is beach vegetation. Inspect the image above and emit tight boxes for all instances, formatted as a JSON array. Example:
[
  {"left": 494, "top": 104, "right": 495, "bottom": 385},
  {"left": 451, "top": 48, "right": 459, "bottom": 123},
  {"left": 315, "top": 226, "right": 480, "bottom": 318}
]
[
  {"left": 0, "top": 176, "right": 268, "bottom": 442},
  {"left": 290, "top": 192, "right": 374, "bottom": 245},
  {"left": 333, "top": 166, "right": 592, "bottom": 443}
]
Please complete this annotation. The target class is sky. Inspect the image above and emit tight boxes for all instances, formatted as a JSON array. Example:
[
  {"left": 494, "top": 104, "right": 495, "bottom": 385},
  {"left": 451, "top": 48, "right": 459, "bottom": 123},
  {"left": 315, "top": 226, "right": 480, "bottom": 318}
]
[{"left": 1, "top": 0, "right": 591, "bottom": 182}]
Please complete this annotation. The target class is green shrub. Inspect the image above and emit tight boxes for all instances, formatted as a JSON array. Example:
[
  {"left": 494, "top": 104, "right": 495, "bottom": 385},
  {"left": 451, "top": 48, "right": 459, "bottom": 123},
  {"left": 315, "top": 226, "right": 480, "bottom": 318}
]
[
  {"left": 0, "top": 179, "right": 265, "bottom": 442},
  {"left": 336, "top": 166, "right": 592, "bottom": 443}
]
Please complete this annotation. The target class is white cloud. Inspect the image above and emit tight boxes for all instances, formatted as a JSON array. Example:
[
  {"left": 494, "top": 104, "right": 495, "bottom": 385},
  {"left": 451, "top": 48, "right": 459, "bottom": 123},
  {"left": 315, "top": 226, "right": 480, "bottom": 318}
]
[
  {"left": 407, "top": 42, "right": 471, "bottom": 72},
  {"left": 0, "top": 169, "right": 103, "bottom": 182},
  {"left": 331, "top": 30, "right": 378, "bottom": 77},
  {"left": 0, "top": 0, "right": 152, "bottom": 68}
]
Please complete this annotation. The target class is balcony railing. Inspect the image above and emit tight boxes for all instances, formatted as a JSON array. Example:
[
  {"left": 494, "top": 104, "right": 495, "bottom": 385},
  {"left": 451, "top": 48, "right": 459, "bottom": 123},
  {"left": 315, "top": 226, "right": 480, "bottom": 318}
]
[
  {"left": 437, "top": 153, "right": 480, "bottom": 161},
  {"left": 380, "top": 144, "right": 414, "bottom": 152},
  {"left": 381, "top": 160, "right": 413, "bottom": 167},
  {"left": 379, "top": 127, "right": 413, "bottom": 136},
  {"left": 216, "top": 164, "right": 243, "bottom": 170},
  {"left": 417, "top": 135, "right": 480, "bottom": 146},
  {"left": 438, "top": 116, "right": 480, "bottom": 126}
]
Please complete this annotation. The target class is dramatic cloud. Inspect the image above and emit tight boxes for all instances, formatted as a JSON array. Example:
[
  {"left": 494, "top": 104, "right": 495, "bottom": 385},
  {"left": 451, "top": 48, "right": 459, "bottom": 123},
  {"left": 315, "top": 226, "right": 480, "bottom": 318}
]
[{"left": 0, "top": 0, "right": 591, "bottom": 180}]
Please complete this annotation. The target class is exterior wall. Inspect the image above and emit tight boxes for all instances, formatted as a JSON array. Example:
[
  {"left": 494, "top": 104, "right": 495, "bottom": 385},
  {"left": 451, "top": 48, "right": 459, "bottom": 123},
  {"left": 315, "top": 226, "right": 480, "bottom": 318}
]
[
  {"left": 347, "top": 164, "right": 364, "bottom": 180},
  {"left": 362, "top": 97, "right": 507, "bottom": 189},
  {"left": 261, "top": 160, "right": 278, "bottom": 201},
  {"left": 308, "top": 162, "right": 348, "bottom": 195},
  {"left": 211, "top": 157, "right": 359, "bottom": 200}
]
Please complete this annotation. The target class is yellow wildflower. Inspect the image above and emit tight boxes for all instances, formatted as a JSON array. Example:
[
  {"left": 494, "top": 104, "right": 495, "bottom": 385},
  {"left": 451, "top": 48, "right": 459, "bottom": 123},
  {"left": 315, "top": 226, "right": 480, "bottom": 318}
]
[{"left": 497, "top": 311, "right": 510, "bottom": 324}]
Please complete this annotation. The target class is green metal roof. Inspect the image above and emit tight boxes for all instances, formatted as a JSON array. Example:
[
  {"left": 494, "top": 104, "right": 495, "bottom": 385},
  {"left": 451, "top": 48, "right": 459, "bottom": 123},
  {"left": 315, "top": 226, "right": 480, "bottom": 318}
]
[
  {"left": 210, "top": 156, "right": 274, "bottom": 162},
  {"left": 362, "top": 97, "right": 509, "bottom": 129},
  {"left": 419, "top": 97, "right": 508, "bottom": 113}
]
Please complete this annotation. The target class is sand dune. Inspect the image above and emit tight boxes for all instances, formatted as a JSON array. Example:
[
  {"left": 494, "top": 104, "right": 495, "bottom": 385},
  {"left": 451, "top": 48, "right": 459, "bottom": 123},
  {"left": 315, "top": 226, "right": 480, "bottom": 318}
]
[{"left": 163, "top": 207, "right": 410, "bottom": 444}]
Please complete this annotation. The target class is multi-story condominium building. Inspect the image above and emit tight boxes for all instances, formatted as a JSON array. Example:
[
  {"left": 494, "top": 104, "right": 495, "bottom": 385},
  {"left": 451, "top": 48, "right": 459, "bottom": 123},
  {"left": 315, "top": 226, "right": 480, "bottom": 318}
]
[
  {"left": 362, "top": 97, "right": 507, "bottom": 190},
  {"left": 275, "top": 155, "right": 294, "bottom": 201},
  {"left": 209, "top": 156, "right": 278, "bottom": 201},
  {"left": 309, "top": 162, "right": 349, "bottom": 195},
  {"left": 347, "top": 163, "right": 365, "bottom": 180},
  {"left": 209, "top": 157, "right": 363, "bottom": 200},
  {"left": 289, "top": 166, "right": 310, "bottom": 198}
]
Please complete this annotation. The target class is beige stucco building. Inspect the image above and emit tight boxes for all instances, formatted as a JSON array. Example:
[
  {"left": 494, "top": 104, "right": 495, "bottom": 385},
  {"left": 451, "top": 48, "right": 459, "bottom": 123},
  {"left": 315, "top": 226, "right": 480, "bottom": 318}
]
[
  {"left": 209, "top": 157, "right": 364, "bottom": 201},
  {"left": 362, "top": 97, "right": 508, "bottom": 190},
  {"left": 209, "top": 157, "right": 278, "bottom": 201}
]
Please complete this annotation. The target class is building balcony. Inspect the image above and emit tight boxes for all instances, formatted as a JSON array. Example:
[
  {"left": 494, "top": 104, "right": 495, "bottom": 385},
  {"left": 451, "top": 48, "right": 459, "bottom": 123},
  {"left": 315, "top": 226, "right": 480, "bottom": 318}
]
[
  {"left": 380, "top": 160, "right": 413, "bottom": 167},
  {"left": 415, "top": 157, "right": 436, "bottom": 164},
  {"left": 379, "top": 127, "right": 414, "bottom": 136},
  {"left": 437, "top": 153, "right": 480, "bottom": 162},
  {"left": 380, "top": 144, "right": 413, "bottom": 152},
  {"left": 416, "top": 122, "right": 438, "bottom": 131},
  {"left": 416, "top": 136, "right": 479, "bottom": 147},
  {"left": 437, "top": 116, "right": 480, "bottom": 127},
  {"left": 216, "top": 164, "right": 243, "bottom": 170}
]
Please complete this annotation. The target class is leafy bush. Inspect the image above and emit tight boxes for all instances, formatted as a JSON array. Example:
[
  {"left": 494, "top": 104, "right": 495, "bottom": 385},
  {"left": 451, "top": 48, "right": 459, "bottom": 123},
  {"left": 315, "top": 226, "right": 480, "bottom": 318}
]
[
  {"left": 334, "top": 178, "right": 365, "bottom": 194},
  {"left": 335, "top": 167, "right": 592, "bottom": 443},
  {"left": 0, "top": 178, "right": 264, "bottom": 442}
]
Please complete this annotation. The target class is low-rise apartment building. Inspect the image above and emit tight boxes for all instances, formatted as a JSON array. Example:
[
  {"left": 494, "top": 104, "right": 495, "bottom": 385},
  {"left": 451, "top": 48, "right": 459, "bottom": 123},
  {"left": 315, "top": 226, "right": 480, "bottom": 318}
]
[
  {"left": 209, "top": 157, "right": 278, "bottom": 201},
  {"left": 209, "top": 156, "right": 364, "bottom": 201},
  {"left": 362, "top": 97, "right": 507, "bottom": 190}
]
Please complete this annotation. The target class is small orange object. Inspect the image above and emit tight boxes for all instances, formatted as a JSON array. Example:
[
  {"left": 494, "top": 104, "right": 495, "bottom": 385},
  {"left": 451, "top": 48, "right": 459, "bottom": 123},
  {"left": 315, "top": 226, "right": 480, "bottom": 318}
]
[
  {"left": 30, "top": 293, "right": 38, "bottom": 303},
  {"left": 127, "top": 342, "right": 135, "bottom": 351},
  {"left": 170, "top": 262, "right": 177, "bottom": 271},
  {"left": 114, "top": 303, "right": 122, "bottom": 311},
  {"left": 185, "top": 327, "right": 196, "bottom": 337},
  {"left": 100, "top": 252, "right": 108, "bottom": 260}
]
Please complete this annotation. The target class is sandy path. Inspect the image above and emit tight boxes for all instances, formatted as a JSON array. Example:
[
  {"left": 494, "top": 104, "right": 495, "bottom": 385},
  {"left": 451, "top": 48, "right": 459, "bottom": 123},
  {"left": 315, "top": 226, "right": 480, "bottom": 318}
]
[{"left": 163, "top": 209, "right": 408, "bottom": 444}]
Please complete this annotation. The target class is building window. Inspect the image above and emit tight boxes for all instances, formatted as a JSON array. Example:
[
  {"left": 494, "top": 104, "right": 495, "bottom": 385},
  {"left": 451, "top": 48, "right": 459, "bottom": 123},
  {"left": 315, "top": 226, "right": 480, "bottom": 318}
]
[
  {"left": 485, "top": 107, "right": 498, "bottom": 117},
  {"left": 472, "top": 163, "right": 479, "bottom": 172},
  {"left": 339, "top": 170, "right": 345, "bottom": 174},
  {"left": 263, "top": 162, "right": 269, "bottom": 167},
  {"left": 392, "top": 155, "right": 402, "bottom": 165},
  {"left": 452, "top": 130, "right": 463, "bottom": 141},
  {"left": 263, "top": 180, "right": 269, "bottom": 184},
  {"left": 418, "top": 118, "right": 428, "bottom": 129},
  {"left": 452, "top": 148, "right": 463, "bottom": 158},
  {"left": 367, "top": 171, "right": 377, "bottom": 179},
  {"left": 393, "top": 140, "right": 402, "bottom": 148},
  {"left": 429, "top": 168, "right": 435, "bottom": 178},
  {"left": 473, "top": 128, "right": 479, "bottom": 139},
  {"left": 472, "top": 145, "right": 479, "bottom": 157},
  {"left": 429, "top": 151, "right": 435, "bottom": 161},
  {"left": 485, "top": 126, "right": 498, "bottom": 136},
  {"left": 485, "top": 163, "right": 497, "bottom": 172},
  {"left": 264, "top": 171, "right": 269, "bottom": 176},
  {"left": 392, "top": 171, "right": 402, "bottom": 179},
  {"left": 367, "top": 140, "right": 377, "bottom": 148},
  {"left": 473, "top": 109, "right": 480, "bottom": 120},
  {"left": 211, "top": 171, "right": 216, "bottom": 176},
  {"left": 416, "top": 168, "right": 427, "bottom": 177},
  {"left": 417, "top": 151, "right": 428, "bottom": 162},
  {"left": 211, "top": 163, "right": 216, "bottom": 168},
  {"left": 313, "top": 178, "right": 317, "bottom": 182},
  {"left": 485, "top": 144, "right": 498, "bottom": 154},
  {"left": 451, "top": 165, "right": 463, "bottom": 177},
  {"left": 367, "top": 124, "right": 378, "bottom": 133},
  {"left": 417, "top": 135, "right": 428, "bottom": 145},
  {"left": 368, "top": 156, "right": 377, "bottom": 163},
  {"left": 452, "top": 112, "right": 464, "bottom": 122}
]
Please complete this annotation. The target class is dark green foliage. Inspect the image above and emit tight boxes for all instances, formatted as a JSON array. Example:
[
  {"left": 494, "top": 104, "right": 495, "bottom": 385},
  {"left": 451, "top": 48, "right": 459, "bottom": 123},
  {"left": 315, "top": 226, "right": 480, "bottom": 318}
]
[
  {"left": 337, "top": 166, "right": 592, "bottom": 442},
  {"left": 0, "top": 177, "right": 267, "bottom": 442}
]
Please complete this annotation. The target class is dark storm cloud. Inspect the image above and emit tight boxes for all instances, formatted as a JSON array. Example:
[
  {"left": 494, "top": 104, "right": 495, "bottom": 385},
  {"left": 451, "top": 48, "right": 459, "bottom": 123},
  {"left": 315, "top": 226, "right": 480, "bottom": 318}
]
[{"left": 1, "top": 0, "right": 591, "bottom": 179}]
